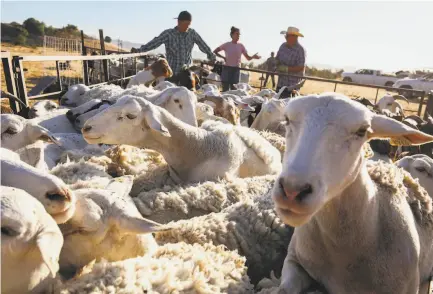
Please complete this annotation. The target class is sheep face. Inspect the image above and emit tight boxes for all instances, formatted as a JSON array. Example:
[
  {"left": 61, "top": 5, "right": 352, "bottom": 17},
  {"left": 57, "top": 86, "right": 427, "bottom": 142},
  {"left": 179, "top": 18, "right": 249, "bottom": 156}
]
[
  {"left": 251, "top": 99, "right": 287, "bottom": 131},
  {"left": 1, "top": 114, "right": 61, "bottom": 151},
  {"left": 273, "top": 93, "right": 433, "bottom": 227},
  {"left": 67, "top": 99, "right": 113, "bottom": 132},
  {"left": 1, "top": 151, "right": 76, "bottom": 224},
  {"left": 1, "top": 186, "right": 63, "bottom": 293},
  {"left": 58, "top": 176, "right": 163, "bottom": 278},
  {"left": 82, "top": 95, "right": 168, "bottom": 146},
  {"left": 149, "top": 58, "right": 173, "bottom": 79},
  {"left": 375, "top": 94, "right": 408, "bottom": 115},
  {"left": 396, "top": 154, "right": 433, "bottom": 196},
  {"left": 200, "top": 96, "right": 240, "bottom": 125},
  {"left": 28, "top": 100, "right": 59, "bottom": 118},
  {"left": 60, "top": 84, "right": 90, "bottom": 107}
]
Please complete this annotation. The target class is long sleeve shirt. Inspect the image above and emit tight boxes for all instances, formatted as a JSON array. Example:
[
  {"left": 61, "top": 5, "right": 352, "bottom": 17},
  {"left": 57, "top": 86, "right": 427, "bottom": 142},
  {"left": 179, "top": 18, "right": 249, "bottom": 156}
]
[{"left": 140, "top": 27, "right": 216, "bottom": 75}]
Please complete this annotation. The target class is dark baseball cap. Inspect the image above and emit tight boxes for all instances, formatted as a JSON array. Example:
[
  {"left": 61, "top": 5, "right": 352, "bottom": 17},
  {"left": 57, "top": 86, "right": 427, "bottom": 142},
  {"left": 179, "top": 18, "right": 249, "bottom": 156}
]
[{"left": 175, "top": 11, "right": 192, "bottom": 21}]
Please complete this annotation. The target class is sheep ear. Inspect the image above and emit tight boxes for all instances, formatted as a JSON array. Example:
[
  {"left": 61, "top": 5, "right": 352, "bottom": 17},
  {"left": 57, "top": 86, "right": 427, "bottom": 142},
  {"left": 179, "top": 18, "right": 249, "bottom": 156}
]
[
  {"left": 117, "top": 215, "right": 168, "bottom": 234},
  {"left": 37, "top": 232, "right": 61, "bottom": 278},
  {"left": 152, "top": 88, "right": 177, "bottom": 106},
  {"left": 142, "top": 107, "right": 171, "bottom": 137},
  {"left": 105, "top": 175, "right": 134, "bottom": 196},
  {"left": 369, "top": 115, "right": 433, "bottom": 146},
  {"left": 29, "top": 124, "right": 62, "bottom": 146}
]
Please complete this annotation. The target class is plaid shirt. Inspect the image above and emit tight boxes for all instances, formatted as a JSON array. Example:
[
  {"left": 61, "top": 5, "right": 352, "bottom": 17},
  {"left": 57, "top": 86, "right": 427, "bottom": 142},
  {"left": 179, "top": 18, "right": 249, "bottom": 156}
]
[
  {"left": 140, "top": 27, "right": 216, "bottom": 75},
  {"left": 276, "top": 42, "right": 306, "bottom": 87}
]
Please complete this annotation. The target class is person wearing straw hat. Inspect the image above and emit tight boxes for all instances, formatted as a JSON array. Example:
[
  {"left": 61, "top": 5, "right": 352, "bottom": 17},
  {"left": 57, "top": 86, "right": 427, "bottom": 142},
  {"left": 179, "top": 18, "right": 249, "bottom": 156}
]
[
  {"left": 275, "top": 26, "right": 306, "bottom": 97},
  {"left": 140, "top": 11, "right": 216, "bottom": 77}
]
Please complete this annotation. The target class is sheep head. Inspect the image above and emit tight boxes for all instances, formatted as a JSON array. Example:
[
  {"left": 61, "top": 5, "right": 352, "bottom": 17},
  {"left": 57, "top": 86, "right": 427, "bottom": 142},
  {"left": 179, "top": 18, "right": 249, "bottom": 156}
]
[
  {"left": 395, "top": 154, "right": 433, "bottom": 196},
  {"left": 273, "top": 93, "right": 433, "bottom": 227},
  {"left": 58, "top": 176, "right": 165, "bottom": 278},
  {"left": 28, "top": 100, "right": 58, "bottom": 118},
  {"left": 149, "top": 58, "right": 173, "bottom": 79},
  {"left": 199, "top": 95, "right": 240, "bottom": 125},
  {"left": 1, "top": 150, "right": 76, "bottom": 224},
  {"left": 82, "top": 95, "right": 173, "bottom": 147},
  {"left": 1, "top": 186, "right": 63, "bottom": 293},
  {"left": 375, "top": 93, "right": 408, "bottom": 114},
  {"left": 1, "top": 114, "right": 61, "bottom": 151},
  {"left": 59, "top": 84, "right": 90, "bottom": 107}
]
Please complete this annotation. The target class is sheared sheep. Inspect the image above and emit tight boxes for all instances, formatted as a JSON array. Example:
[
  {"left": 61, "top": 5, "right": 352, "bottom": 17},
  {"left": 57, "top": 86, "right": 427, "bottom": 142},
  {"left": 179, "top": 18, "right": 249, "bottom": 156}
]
[
  {"left": 199, "top": 95, "right": 241, "bottom": 125},
  {"left": 1, "top": 186, "right": 64, "bottom": 294},
  {"left": 82, "top": 98, "right": 282, "bottom": 184},
  {"left": 127, "top": 58, "right": 173, "bottom": 88},
  {"left": 1, "top": 148, "right": 76, "bottom": 224},
  {"left": 1, "top": 114, "right": 61, "bottom": 150},
  {"left": 133, "top": 175, "right": 276, "bottom": 223},
  {"left": 28, "top": 100, "right": 60, "bottom": 118},
  {"left": 374, "top": 93, "right": 408, "bottom": 117},
  {"left": 395, "top": 154, "right": 433, "bottom": 196},
  {"left": 52, "top": 242, "right": 253, "bottom": 294},
  {"left": 57, "top": 176, "right": 165, "bottom": 278},
  {"left": 272, "top": 92, "right": 433, "bottom": 293},
  {"left": 29, "top": 108, "right": 78, "bottom": 133},
  {"left": 153, "top": 80, "right": 175, "bottom": 91},
  {"left": 251, "top": 98, "right": 290, "bottom": 136},
  {"left": 155, "top": 189, "right": 293, "bottom": 285},
  {"left": 60, "top": 83, "right": 124, "bottom": 107}
]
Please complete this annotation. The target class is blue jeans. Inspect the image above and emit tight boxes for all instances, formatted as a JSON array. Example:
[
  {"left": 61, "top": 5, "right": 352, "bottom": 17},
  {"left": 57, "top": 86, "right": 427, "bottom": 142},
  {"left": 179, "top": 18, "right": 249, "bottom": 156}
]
[{"left": 221, "top": 66, "right": 240, "bottom": 92}]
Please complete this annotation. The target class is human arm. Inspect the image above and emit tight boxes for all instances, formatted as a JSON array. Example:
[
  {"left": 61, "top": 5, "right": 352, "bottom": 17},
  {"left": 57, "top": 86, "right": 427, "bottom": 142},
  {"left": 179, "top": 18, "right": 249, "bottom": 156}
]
[
  {"left": 140, "top": 30, "right": 170, "bottom": 52},
  {"left": 213, "top": 45, "right": 226, "bottom": 62},
  {"left": 242, "top": 45, "right": 260, "bottom": 61},
  {"left": 194, "top": 30, "right": 216, "bottom": 61}
]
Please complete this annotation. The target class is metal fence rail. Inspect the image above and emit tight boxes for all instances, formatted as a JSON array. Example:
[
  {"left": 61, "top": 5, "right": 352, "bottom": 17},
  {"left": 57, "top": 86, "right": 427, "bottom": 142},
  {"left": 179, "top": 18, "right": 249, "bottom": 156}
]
[{"left": 199, "top": 61, "right": 428, "bottom": 117}]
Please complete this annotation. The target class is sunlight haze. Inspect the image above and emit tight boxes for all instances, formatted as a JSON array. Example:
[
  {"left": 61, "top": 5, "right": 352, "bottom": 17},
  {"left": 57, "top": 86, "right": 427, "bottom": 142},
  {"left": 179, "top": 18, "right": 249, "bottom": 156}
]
[{"left": 1, "top": 1, "right": 432, "bottom": 72}]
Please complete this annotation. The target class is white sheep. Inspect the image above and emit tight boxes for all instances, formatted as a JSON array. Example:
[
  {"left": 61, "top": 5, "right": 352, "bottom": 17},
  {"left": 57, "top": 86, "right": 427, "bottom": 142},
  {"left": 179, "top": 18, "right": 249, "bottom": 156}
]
[
  {"left": 60, "top": 83, "right": 124, "bottom": 107},
  {"left": 251, "top": 98, "right": 290, "bottom": 136},
  {"left": 272, "top": 92, "right": 433, "bottom": 293},
  {"left": 1, "top": 114, "right": 61, "bottom": 151},
  {"left": 375, "top": 93, "right": 408, "bottom": 117},
  {"left": 29, "top": 108, "right": 78, "bottom": 133},
  {"left": 1, "top": 148, "right": 76, "bottom": 224},
  {"left": 199, "top": 95, "right": 241, "bottom": 125},
  {"left": 234, "top": 82, "right": 253, "bottom": 92},
  {"left": 205, "top": 72, "right": 222, "bottom": 86},
  {"left": 1, "top": 186, "right": 64, "bottom": 294},
  {"left": 127, "top": 58, "right": 173, "bottom": 88},
  {"left": 254, "top": 88, "right": 277, "bottom": 98},
  {"left": 395, "top": 154, "right": 433, "bottom": 196},
  {"left": 68, "top": 86, "right": 197, "bottom": 128},
  {"left": 82, "top": 98, "right": 282, "bottom": 184},
  {"left": 152, "top": 80, "right": 175, "bottom": 91},
  {"left": 28, "top": 100, "right": 60, "bottom": 118},
  {"left": 57, "top": 175, "right": 164, "bottom": 278},
  {"left": 53, "top": 242, "right": 253, "bottom": 293}
]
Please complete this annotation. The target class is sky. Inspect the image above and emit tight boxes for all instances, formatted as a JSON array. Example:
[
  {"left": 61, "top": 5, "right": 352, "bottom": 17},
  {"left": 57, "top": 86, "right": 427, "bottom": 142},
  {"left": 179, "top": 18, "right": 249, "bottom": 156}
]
[{"left": 1, "top": 0, "right": 433, "bottom": 72}]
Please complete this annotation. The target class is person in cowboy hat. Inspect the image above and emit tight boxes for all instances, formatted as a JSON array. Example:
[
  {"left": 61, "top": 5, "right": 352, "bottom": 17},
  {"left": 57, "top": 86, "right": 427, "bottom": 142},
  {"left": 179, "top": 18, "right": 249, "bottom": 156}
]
[
  {"left": 275, "top": 26, "right": 306, "bottom": 98},
  {"left": 140, "top": 11, "right": 216, "bottom": 78}
]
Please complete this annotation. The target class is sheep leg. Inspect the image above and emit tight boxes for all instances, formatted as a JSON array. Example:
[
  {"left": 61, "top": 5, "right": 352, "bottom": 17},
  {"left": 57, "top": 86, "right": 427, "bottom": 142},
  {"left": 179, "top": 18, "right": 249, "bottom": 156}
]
[{"left": 279, "top": 254, "right": 317, "bottom": 294}]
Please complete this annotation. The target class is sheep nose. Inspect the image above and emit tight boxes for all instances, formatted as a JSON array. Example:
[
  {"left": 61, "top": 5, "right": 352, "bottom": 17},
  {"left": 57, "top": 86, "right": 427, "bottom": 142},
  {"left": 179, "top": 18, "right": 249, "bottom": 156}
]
[
  {"left": 278, "top": 177, "right": 313, "bottom": 202},
  {"left": 66, "top": 110, "right": 75, "bottom": 122},
  {"left": 82, "top": 125, "right": 92, "bottom": 133}
]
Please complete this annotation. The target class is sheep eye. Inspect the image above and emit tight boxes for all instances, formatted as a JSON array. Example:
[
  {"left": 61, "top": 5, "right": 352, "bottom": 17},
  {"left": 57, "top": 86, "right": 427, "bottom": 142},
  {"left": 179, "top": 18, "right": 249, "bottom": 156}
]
[
  {"left": 415, "top": 166, "right": 426, "bottom": 173},
  {"left": 126, "top": 114, "right": 137, "bottom": 120},
  {"left": 355, "top": 127, "right": 368, "bottom": 137},
  {"left": 1, "top": 227, "right": 19, "bottom": 237},
  {"left": 5, "top": 128, "right": 18, "bottom": 135}
]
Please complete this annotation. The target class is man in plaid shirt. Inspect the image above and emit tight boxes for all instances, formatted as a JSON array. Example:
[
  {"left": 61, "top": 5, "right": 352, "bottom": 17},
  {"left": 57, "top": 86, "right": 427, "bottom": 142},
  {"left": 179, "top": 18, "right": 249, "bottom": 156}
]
[
  {"left": 275, "top": 26, "right": 306, "bottom": 98},
  {"left": 140, "top": 11, "right": 216, "bottom": 77}
]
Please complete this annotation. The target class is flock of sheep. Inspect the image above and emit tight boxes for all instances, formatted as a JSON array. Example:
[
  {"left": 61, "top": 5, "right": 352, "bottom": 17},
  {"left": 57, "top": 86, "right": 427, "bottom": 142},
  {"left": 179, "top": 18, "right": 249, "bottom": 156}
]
[{"left": 1, "top": 57, "right": 433, "bottom": 294}]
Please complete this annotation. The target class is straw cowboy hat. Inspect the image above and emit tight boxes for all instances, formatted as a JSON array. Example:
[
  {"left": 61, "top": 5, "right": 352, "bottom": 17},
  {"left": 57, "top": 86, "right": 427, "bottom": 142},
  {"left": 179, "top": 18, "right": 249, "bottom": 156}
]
[{"left": 280, "top": 26, "right": 304, "bottom": 37}]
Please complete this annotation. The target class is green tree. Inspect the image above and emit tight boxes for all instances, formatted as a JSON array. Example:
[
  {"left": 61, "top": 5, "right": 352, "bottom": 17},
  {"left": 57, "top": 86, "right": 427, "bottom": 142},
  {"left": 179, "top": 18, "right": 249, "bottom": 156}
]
[
  {"left": 104, "top": 36, "right": 112, "bottom": 43},
  {"left": 23, "top": 17, "right": 45, "bottom": 35},
  {"left": 15, "top": 32, "right": 28, "bottom": 45}
]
